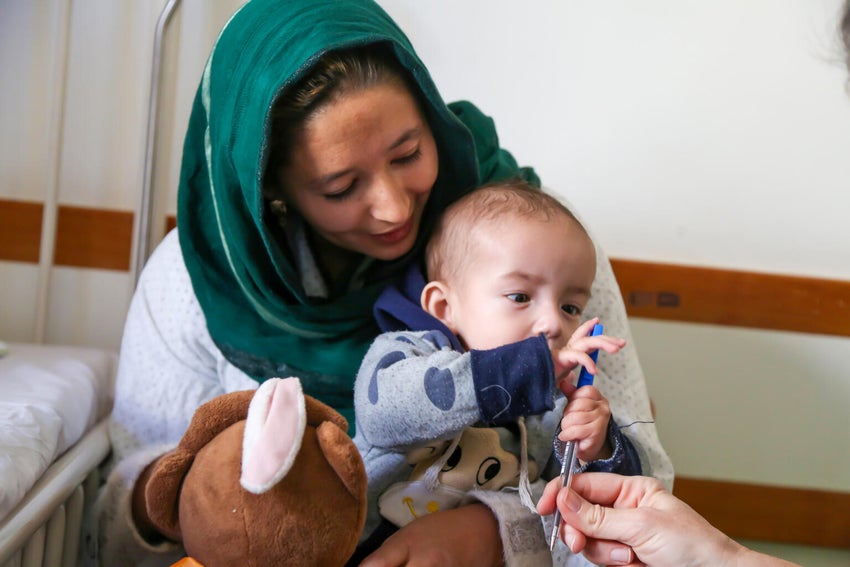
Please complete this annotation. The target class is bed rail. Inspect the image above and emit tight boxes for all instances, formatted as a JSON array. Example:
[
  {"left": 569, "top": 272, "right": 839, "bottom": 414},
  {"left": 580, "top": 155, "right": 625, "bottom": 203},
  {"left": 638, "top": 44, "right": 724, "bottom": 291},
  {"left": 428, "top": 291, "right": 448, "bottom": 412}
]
[{"left": 0, "top": 420, "right": 110, "bottom": 567}]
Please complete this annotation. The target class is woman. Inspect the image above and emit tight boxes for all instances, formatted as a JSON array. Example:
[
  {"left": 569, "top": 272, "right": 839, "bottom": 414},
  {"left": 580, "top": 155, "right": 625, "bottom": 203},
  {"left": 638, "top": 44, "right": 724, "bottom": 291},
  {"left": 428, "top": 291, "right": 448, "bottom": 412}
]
[{"left": 95, "top": 0, "right": 672, "bottom": 565}]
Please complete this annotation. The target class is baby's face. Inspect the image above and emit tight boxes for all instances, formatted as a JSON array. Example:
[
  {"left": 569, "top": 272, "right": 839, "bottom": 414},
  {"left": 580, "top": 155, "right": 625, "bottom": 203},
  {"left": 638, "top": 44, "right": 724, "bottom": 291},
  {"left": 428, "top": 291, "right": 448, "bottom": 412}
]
[{"left": 442, "top": 214, "right": 596, "bottom": 354}]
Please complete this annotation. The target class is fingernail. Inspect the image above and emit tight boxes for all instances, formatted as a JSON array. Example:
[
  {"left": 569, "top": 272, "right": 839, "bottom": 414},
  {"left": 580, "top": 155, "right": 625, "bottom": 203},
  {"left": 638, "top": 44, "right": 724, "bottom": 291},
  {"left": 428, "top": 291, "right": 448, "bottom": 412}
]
[
  {"left": 565, "top": 489, "right": 581, "bottom": 512},
  {"left": 565, "top": 532, "right": 576, "bottom": 550},
  {"left": 610, "top": 547, "right": 632, "bottom": 564}
]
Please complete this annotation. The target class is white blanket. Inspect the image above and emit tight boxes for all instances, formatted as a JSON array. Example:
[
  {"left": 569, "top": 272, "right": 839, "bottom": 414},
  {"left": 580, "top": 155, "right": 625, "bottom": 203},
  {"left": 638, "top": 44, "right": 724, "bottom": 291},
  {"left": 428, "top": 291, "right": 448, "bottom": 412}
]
[{"left": 0, "top": 342, "right": 116, "bottom": 522}]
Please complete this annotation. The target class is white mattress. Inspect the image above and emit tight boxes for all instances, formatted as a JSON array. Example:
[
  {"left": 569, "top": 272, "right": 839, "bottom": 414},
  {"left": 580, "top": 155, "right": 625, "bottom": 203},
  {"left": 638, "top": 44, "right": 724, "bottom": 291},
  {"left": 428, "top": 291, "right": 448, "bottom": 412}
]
[{"left": 0, "top": 342, "right": 117, "bottom": 522}]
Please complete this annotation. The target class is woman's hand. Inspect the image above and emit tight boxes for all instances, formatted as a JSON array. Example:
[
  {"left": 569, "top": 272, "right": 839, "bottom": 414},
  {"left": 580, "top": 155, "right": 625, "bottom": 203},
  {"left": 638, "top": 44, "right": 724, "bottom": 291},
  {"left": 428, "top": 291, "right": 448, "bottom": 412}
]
[
  {"left": 359, "top": 503, "right": 504, "bottom": 567},
  {"left": 537, "top": 472, "right": 799, "bottom": 567}
]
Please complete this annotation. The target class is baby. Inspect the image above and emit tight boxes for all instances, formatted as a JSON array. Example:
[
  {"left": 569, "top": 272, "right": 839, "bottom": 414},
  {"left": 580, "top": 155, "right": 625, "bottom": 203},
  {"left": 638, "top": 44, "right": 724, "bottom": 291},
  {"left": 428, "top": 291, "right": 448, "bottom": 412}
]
[{"left": 353, "top": 178, "right": 639, "bottom": 561}]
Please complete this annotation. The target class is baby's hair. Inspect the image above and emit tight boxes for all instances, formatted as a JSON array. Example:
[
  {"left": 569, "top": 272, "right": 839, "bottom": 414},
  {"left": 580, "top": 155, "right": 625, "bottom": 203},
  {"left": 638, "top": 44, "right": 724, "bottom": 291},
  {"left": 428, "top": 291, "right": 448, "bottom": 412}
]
[{"left": 426, "top": 178, "right": 586, "bottom": 282}]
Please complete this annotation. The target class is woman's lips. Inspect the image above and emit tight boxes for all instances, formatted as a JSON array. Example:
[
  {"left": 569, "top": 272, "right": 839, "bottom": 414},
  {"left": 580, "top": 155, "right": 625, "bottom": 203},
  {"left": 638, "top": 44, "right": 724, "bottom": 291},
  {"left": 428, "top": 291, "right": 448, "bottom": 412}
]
[{"left": 375, "top": 220, "right": 413, "bottom": 244}]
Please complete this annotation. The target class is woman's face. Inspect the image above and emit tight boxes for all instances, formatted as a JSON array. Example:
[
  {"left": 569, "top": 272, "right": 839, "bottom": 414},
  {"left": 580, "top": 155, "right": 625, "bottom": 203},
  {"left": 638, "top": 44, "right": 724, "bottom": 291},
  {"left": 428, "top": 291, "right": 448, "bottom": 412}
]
[{"left": 279, "top": 83, "right": 438, "bottom": 262}]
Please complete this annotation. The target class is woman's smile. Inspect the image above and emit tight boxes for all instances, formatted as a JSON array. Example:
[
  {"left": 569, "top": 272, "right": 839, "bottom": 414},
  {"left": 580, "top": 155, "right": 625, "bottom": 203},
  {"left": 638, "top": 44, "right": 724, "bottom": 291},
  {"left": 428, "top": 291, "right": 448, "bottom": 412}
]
[{"left": 374, "top": 219, "right": 413, "bottom": 244}]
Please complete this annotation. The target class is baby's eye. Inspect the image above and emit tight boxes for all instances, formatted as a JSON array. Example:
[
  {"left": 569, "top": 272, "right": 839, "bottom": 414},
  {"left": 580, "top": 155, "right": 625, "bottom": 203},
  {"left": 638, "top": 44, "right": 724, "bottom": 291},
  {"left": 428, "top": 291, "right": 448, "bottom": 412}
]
[
  {"left": 561, "top": 304, "right": 581, "bottom": 316},
  {"left": 506, "top": 293, "right": 530, "bottom": 304}
]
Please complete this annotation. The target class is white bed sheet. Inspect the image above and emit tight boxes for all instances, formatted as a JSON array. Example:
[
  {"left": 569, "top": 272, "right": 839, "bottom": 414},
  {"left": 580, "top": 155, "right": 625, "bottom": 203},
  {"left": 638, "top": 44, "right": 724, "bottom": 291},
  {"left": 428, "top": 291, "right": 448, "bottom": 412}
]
[{"left": 0, "top": 342, "right": 116, "bottom": 522}]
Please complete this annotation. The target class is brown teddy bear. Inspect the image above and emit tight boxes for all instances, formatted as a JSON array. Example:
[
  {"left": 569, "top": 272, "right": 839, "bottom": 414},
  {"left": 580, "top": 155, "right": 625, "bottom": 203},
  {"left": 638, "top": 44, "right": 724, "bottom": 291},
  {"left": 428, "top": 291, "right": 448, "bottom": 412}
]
[{"left": 144, "top": 377, "right": 367, "bottom": 567}]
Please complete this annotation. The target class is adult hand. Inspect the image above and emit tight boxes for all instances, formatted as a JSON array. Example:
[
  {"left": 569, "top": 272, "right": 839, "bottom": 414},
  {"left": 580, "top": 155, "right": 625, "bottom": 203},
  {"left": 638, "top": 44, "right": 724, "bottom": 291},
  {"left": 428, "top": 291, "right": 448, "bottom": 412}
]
[
  {"left": 359, "top": 503, "right": 504, "bottom": 567},
  {"left": 537, "top": 472, "right": 798, "bottom": 567}
]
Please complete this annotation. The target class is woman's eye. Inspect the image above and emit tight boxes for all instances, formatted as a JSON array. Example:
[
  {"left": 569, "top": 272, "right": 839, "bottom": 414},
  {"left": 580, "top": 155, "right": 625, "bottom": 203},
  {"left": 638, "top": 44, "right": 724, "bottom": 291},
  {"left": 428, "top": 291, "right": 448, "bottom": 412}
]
[
  {"left": 561, "top": 304, "right": 581, "bottom": 316},
  {"left": 393, "top": 148, "right": 422, "bottom": 165},
  {"left": 506, "top": 293, "right": 530, "bottom": 304},
  {"left": 324, "top": 182, "right": 356, "bottom": 201}
]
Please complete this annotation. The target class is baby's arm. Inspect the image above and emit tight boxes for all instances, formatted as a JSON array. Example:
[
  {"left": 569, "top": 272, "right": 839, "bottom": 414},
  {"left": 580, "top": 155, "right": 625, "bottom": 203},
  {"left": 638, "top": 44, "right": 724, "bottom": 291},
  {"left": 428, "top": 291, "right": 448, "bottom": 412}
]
[
  {"left": 354, "top": 330, "right": 479, "bottom": 450},
  {"left": 354, "top": 330, "right": 555, "bottom": 451}
]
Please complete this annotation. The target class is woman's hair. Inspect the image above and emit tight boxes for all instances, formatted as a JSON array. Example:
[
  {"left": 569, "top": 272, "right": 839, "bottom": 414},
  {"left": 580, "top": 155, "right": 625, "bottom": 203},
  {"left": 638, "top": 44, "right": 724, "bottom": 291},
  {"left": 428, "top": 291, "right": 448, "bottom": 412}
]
[
  {"left": 425, "top": 178, "right": 586, "bottom": 282},
  {"left": 263, "top": 44, "right": 417, "bottom": 201}
]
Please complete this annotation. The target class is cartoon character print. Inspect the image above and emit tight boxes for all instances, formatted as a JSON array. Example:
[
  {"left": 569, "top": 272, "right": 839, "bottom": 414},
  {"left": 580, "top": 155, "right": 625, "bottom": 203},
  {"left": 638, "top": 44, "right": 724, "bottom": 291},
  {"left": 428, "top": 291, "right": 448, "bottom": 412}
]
[{"left": 379, "top": 426, "right": 539, "bottom": 526}]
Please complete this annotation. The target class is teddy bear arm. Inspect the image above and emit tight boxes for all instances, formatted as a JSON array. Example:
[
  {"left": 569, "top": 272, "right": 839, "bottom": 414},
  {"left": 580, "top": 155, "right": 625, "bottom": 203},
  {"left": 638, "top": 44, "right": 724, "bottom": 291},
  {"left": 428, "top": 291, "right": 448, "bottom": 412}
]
[{"left": 145, "top": 447, "right": 196, "bottom": 541}]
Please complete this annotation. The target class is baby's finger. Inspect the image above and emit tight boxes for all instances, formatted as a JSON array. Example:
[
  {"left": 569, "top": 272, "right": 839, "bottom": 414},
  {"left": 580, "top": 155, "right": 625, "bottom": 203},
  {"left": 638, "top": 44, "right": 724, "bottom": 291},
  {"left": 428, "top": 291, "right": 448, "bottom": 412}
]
[
  {"left": 571, "top": 318, "right": 599, "bottom": 341},
  {"left": 558, "top": 379, "right": 577, "bottom": 398},
  {"left": 555, "top": 350, "right": 598, "bottom": 376},
  {"left": 576, "top": 334, "right": 625, "bottom": 354},
  {"left": 569, "top": 385, "right": 605, "bottom": 401}
]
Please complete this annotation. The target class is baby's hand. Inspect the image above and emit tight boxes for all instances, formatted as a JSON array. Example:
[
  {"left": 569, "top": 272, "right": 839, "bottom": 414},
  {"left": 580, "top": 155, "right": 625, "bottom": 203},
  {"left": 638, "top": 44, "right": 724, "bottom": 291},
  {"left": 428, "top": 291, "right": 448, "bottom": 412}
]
[
  {"left": 552, "top": 318, "right": 625, "bottom": 383},
  {"left": 558, "top": 383, "right": 611, "bottom": 462},
  {"left": 553, "top": 318, "right": 625, "bottom": 462}
]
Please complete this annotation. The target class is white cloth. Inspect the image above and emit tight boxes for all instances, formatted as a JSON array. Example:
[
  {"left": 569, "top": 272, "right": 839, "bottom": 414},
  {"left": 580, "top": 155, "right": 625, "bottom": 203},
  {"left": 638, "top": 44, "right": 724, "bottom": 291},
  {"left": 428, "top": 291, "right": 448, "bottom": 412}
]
[{"left": 0, "top": 342, "right": 116, "bottom": 522}]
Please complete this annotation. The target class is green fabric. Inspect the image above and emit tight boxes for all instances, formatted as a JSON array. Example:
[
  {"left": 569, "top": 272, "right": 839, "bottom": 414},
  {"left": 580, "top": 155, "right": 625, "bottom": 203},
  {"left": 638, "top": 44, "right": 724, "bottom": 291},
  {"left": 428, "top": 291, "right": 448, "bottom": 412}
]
[{"left": 177, "top": 0, "right": 539, "bottom": 412}]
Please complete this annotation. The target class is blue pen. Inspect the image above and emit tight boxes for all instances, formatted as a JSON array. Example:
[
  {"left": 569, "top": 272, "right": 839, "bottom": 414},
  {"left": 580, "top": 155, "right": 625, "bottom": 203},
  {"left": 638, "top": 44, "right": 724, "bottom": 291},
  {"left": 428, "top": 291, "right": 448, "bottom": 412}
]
[{"left": 549, "top": 323, "right": 603, "bottom": 550}]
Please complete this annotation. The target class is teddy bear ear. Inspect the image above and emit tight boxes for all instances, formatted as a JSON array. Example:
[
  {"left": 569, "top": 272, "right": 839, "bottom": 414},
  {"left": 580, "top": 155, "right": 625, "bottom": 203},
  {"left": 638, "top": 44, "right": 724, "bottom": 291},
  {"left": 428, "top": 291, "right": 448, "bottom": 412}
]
[{"left": 240, "top": 377, "right": 307, "bottom": 494}]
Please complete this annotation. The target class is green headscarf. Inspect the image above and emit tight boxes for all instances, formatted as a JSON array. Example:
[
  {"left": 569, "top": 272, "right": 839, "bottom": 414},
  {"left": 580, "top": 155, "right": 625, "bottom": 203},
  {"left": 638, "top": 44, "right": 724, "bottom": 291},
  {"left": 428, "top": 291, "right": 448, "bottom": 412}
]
[{"left": 177, "top": 0, "right": 539, "bottom": 417}]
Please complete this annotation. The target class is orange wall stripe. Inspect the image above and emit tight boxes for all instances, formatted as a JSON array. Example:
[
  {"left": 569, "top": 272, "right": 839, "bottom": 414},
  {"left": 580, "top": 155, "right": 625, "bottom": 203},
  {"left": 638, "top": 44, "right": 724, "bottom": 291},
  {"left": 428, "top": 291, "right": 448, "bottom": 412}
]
[
  {"left": 0, "top": 199, "right": 134, "bottom": 270},
  {"left": 3, "top": 201, "right": 850, "bottom": 337},
  {"left": 0, "top": 199, "right": 43, "bottom": 263},
  {"left": 674, "top": 476, "right": 850, "bottom": 549},
  {"left": 610, "top": 258, "right": 850, "bottom": 337},
  {"left": 52, "top": 204, "right": 134, "bottom": 271}
]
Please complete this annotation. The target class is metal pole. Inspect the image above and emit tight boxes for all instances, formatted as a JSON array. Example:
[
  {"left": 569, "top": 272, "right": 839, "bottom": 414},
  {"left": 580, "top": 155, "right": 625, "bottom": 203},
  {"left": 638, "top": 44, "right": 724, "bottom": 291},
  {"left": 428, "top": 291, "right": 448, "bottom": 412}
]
[
  {"left": 131, "top": 0, "right": 182, "bottom": 287},
  {"left": 34, "top": 0, "right": 73, "bottom": 343}
]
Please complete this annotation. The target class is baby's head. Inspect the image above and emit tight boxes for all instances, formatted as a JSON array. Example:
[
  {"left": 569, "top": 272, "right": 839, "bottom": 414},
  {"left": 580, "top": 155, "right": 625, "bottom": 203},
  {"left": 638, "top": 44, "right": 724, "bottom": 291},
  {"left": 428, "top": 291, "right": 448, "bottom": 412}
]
[{"left": 422, "top": 179, "right": 597, "bottom": 352}]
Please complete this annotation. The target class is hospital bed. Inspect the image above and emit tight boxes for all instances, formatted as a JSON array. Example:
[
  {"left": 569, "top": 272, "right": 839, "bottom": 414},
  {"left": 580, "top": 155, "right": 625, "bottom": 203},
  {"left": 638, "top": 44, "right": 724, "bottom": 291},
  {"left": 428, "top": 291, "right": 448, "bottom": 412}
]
[{"left": 0, "top": 342, "right": 117, "bottom": 566}]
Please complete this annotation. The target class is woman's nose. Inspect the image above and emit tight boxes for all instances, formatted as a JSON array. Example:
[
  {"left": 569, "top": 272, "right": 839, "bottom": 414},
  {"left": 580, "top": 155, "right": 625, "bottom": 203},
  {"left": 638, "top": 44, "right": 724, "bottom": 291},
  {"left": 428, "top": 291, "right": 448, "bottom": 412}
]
[{"left": 370, "top": 173, "right": 410, "bottom": 223}]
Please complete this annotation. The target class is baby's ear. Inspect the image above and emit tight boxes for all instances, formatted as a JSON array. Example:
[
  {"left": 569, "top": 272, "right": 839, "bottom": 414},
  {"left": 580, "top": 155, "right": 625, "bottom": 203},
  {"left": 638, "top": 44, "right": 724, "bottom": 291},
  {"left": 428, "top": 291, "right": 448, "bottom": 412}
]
[{"left": 420, "top": 280, "right": 455, "bottom": 331}]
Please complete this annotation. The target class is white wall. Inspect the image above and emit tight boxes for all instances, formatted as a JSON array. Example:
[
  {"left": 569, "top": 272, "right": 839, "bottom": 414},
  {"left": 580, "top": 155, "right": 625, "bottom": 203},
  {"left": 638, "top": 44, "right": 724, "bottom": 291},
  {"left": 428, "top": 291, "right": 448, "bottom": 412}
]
[
  {"left": 1, "top": 0, "right": 848, "bottom": 493},
  {"left": 375, "top": 0, "right": 850, "bottom": 493},
  {"left": 0, "top": 0, "right": 244, "bottom": 346}
]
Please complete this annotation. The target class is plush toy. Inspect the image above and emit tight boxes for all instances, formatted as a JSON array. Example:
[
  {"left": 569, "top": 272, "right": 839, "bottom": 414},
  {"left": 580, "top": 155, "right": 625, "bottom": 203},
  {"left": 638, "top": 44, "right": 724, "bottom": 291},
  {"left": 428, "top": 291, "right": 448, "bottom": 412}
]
[{"left": 144, "top": 377, "right": 368, "bottom": 567}]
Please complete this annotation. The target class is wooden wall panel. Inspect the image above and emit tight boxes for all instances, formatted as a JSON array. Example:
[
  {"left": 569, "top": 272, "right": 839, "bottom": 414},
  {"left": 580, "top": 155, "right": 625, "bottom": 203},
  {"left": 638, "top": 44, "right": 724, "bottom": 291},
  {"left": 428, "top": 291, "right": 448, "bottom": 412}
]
[
  {"left": 0, "top": 199, "right": 134, "bottom": 270},
  {"left": 0, "top": 199, "right": 43, "bottom": 263},
  {"left": 53, "top": 205, "right": 134, "bottom": 270},
  {"left": 674, "top": 477, "right": 850, "bottom": 549},
  {"left": 610, "top": 259, "right": 850, "bottom": 337}
]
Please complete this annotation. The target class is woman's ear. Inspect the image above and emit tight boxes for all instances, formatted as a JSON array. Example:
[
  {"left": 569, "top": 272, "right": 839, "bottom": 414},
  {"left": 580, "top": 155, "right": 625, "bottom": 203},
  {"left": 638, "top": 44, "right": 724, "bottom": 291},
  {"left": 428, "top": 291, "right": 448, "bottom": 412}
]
[{"left": 421, "top": 281, "right": 456, "bottom": 332}]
